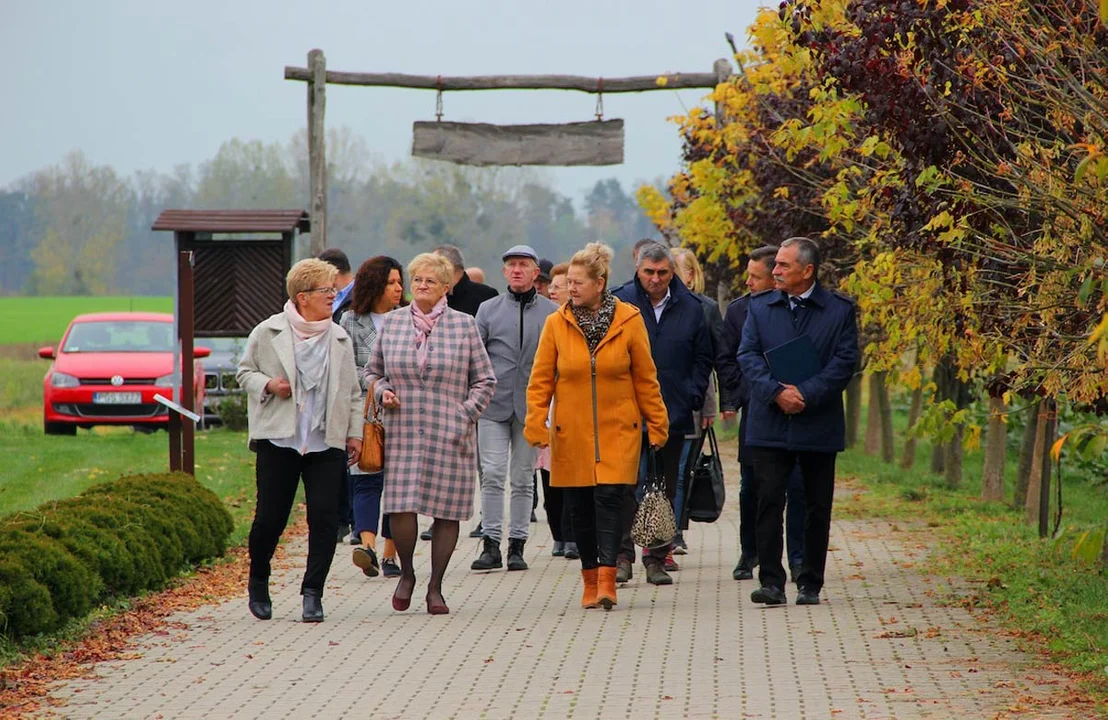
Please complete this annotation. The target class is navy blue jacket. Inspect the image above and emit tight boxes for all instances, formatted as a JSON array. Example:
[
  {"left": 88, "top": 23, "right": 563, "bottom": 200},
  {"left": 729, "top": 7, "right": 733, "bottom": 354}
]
[
  {"left": 614, "top": 276, "right": 713, "bottom": 434},
  {"left": 738, "top": 283, "right": 859, "bottom": 453}
]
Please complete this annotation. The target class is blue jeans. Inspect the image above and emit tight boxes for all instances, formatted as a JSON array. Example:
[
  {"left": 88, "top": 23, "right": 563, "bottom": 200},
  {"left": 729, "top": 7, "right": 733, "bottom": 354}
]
[
  {"left": 352, "top": 471, "right": 390, "bottom": 538},
  {"left": 739, "top": 461, "right": 804, "bottom": 567}
]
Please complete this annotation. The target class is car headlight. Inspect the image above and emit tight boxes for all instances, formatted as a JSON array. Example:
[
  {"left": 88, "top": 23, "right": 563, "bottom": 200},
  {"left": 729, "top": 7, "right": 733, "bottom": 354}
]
[
  {"left": 50, "top": 372, "right": 79, "bottom": 388},
  {"left": 155, "top": 374, "right": 176, "bottom": 388}
]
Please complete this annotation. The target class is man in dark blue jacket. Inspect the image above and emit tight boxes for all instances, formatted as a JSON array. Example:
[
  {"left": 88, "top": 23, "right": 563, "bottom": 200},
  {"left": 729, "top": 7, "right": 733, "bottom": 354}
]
[
  {"left": 719, "top": 246, "right": 807, "bottom": 583},
  {"left": 738, "top": 237, "right": 858, "bottom": 606},
  {"left": 613, "top": 242, "right": 713, "bottom": 586}
]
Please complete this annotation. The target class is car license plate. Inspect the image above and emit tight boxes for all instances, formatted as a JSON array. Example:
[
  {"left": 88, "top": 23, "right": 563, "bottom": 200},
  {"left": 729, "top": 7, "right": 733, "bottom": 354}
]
[{"left": 93, "top": 392, "right": 142, "bottom": 404}]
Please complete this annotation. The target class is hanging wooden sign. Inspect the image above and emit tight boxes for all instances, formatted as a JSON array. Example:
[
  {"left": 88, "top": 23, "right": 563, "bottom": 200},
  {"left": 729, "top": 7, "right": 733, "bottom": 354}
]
[{"left": 412, "top": 119, "right": 624, "bottom": 167}]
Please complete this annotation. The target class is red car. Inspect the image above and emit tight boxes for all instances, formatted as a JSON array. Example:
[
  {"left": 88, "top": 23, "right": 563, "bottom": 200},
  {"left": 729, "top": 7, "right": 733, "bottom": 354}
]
[{"left": 39, "top": 312, "right": 210, "bottom": 435}]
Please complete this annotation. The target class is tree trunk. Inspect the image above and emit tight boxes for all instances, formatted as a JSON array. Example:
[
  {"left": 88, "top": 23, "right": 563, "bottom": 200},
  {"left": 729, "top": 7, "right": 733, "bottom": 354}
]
[
  {"left": 900, "top": 384, "right": 924, "bottom": 469},
  {"left": 845, "top": 373, "right": 863, "bottom": 448},
  {"left": 1024, "top": 406, "right": 1048, "bottom": 525},
  {"left": 930, "top": 364, "right": 948, "bottom": 474},
  {"left": 865, "top": 373, "right": 883, "bottom": 456},
  {"left": 1100, "top": 531, "right": 1108, "bottom": 570},
  {"left": 981, "top": 395, "right": 1008, "bottom": 502},
  {"left": 877, "top": 373, "right": 895, "bottom": 464},
  {"left": 1014, "top": 398, "right": 1041, "bottom": 508},
  {"left": 944, "top": 423, "right": 965, "bottom": 489}
]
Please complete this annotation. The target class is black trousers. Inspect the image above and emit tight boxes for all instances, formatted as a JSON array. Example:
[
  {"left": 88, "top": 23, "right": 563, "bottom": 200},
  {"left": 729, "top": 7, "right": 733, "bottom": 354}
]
[
  {"left": 540, "top": 469, "right": 574, "bottom": 542},
  {"left": 248, "top": 440, "right": 346, "bottom": 593},
  {"left": 618, "top": 432, "right": 685, "bottom": 566},
  {"left": 748, "top": 447, "right": 837, "bottom": 592},
  {"left": 565, "top": 485, "right": 624, "bottom": 569}
]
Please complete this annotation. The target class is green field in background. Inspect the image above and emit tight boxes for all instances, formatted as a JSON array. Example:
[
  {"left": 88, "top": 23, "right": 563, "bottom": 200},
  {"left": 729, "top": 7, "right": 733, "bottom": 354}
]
[{"left": 0, "top": 296, "right": 173, "bottom": 346}]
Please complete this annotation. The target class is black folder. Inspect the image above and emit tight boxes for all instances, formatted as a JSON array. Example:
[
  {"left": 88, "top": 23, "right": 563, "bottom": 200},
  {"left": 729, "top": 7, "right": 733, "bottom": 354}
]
[{"left": 764, "top": 335, "right": 822, "bottom": 385}]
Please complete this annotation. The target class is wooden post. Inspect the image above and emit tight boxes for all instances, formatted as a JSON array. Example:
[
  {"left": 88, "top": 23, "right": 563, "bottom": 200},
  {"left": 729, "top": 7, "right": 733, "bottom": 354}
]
[
  {"left": 179, "top": 250, "right": 196, "bottom": 476},
  {"left": 713, "top": 58, "right": 732, "bottom": 124},
  {"left": 308, "top": 49, "right": 327, "bottom": 255}
]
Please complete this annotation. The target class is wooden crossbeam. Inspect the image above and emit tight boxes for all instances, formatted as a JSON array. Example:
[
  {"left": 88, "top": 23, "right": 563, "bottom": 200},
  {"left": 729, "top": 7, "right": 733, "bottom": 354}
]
[{"left": 284, "top": 67, "right": 719, "bottom": 93}]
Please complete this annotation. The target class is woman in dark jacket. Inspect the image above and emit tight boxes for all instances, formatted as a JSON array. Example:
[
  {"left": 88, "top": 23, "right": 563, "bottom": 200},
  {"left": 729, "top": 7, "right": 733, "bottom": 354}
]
[
  {"left": 340, "top": 256, "right": 405, "bottom": 579},
  {"left": 671, "top": 249, "right": 723, "bottom": 557}
]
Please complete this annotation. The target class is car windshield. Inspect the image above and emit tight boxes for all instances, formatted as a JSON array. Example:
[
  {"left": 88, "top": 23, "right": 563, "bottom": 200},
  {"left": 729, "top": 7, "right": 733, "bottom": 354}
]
[{"left": 62, "top": 321, "right": 175, "bottom": 353}]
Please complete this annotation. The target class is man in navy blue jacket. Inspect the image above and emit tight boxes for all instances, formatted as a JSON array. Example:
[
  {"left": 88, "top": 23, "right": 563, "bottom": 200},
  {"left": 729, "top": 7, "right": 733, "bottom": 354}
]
[
  {"left": 738, "top": 237, "right": 858, "bottom": 605},
  {"left": 718, "top": 246, "right": 807, "bottom": 583},
  {"left": 613, "top": 242, "right": 713, "bottom": 586}
]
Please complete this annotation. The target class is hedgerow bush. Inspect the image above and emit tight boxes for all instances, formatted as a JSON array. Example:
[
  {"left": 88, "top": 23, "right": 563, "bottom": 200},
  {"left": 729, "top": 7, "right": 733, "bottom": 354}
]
[{"left": 0, "top": 472, "right": 233, "bottom": 641}]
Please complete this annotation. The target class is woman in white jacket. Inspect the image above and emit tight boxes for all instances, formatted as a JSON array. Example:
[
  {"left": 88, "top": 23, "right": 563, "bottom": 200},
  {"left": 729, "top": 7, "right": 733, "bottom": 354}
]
[{"left": 237, "top": 258, "right": 364, "bottom": 624}]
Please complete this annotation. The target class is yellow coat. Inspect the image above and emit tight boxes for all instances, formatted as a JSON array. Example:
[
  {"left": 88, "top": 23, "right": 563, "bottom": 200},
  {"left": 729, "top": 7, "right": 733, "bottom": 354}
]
[{"left": 524, "top": 299, "right": 669, "bottom": 487}]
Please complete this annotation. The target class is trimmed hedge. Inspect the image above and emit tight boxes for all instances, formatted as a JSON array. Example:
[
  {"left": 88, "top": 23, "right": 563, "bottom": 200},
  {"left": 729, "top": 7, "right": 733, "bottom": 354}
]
[{"left": 0, "top": 472, "right": 233, "bottom": 640}]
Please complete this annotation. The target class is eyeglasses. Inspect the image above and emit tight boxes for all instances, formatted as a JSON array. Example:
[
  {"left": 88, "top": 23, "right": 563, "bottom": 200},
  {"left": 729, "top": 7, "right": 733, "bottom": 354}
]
[
  {"left": 412, "top": 277, "right": 441, "bottom": 287},
  {"left": 304, "top": 287, "right": 338, "bottom": 297}
]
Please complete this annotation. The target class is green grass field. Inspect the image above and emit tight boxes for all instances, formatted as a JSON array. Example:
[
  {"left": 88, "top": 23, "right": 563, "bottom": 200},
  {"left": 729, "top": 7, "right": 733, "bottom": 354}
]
[{"left": 0, "top": 296, "right": 172, "bottom": 346}]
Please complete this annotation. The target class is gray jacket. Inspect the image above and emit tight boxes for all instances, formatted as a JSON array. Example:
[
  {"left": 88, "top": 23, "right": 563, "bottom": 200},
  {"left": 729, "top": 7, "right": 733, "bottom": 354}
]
[{"left": 476, "top": 291, "right": 558, "bottom": 423}]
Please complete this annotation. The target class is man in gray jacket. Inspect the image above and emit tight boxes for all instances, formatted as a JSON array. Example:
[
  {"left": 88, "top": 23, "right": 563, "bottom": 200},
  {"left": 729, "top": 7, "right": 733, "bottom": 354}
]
[{"left": 471, "top": 245, "right": 559, "bottom": 572}]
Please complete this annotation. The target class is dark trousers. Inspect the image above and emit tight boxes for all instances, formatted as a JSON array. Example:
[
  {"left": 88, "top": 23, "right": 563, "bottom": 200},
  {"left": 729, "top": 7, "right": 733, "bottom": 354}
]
[
  {"left": 739, "top": 461, "right": 805, "bottom": 567},
  {"left": 338, "top": 468, "right": 353, "bottom": 529},
  {"left": 748, "top": 447, "right": 836, "bottom": 592},
  {"left": 618, "top": 432, "right": 685, "bottom": 567},
  {"left": 540, "top": 469, "right": 574, "bottom": 542},
  {"left": 248, "top": 440, "right": 346, "bottom": 593},
  {"left": 352, "top": 471, "right": 391, "bottom": 539},
  {"left": 565, "top": 485, "right": 624, "bottom": 569}
]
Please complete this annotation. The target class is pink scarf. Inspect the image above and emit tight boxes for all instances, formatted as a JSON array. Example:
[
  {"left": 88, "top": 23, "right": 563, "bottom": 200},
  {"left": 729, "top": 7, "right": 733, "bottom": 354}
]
[
  {"left": 284, "top": 300, "right": 332, "bottom": 341},
  {"left": 411, "top": 296, "right": 447, "bottom": 373}
]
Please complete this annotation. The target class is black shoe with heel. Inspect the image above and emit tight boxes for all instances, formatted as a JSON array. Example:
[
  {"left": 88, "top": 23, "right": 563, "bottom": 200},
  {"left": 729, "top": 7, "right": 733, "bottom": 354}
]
[
  {"left": 248, "top": 577, "right": 271, "bottom": 620},
  {"left": 302, "top": 588, "right": 324, "bottom": 622}
]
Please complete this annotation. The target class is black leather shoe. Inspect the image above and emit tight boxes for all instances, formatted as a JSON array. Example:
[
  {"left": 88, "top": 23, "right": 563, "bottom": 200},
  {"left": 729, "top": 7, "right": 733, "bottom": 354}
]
[
  {"left": 247, "top": 577, "right": 271, "bottom": 620},
  {"left": 302, "top": 588, "right": 324, "bottom": 622},
  {"left": 563, "top": 542, "right": 580, "bottom": 560},
  {"left": 733, "top": 554, "right": 756, "bottom": 581},
  {"left": 751, "top": 585, "right": 787, "bottom": 605},
  {"left": 420, "top": 524, "right": 433, "bottom": 541},
  {"left": 615, "top": 559, "right": 633, "bottom": 583},
  {"left": 468, "top": 522, "right": 484, "bottom": 539},
  {"left": 471, "top": 536, "right": 503, "bottom": 570},
  {"left": 506, "top": 538, "right": 528, "bottom": 571},
  {"left": 796, "top": 588, "right": 821, "bottom": 605}
]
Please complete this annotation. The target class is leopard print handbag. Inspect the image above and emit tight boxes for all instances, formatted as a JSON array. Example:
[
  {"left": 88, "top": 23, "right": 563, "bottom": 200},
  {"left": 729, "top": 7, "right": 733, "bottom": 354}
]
[{"left": 630, "top": 448, "right": 676, "bottom": 549}]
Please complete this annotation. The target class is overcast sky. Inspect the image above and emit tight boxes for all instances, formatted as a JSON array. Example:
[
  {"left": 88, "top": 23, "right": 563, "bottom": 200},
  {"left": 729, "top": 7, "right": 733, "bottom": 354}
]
[{"left": 1, "top": 0, "right": 765, "bottom": 202}]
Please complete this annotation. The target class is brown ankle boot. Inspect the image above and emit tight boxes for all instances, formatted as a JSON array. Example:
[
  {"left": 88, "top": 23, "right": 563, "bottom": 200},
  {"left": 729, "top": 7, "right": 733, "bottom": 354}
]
[
  {"left": 597, "top": 566, "right": 618, "bottom": 610},
  {"left": 580, "top": 568, "right": 599, "bottom": 609}
]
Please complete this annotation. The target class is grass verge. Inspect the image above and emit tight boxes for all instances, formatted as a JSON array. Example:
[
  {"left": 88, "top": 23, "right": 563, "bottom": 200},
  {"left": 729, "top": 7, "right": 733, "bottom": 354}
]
[
  {"left": 837, "top": 445, "right": 1108, "bottom": 706},
  {"left": 0, "top": 296, "right": 172, "bottom": 346}
]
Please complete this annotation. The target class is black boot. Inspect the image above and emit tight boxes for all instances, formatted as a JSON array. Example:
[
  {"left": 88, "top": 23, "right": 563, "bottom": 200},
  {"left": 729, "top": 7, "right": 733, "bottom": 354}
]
[
  {"left": 471, "top": 536, "right": 503, "bottom": 570},
  {"left": 248, "top": 577, "right": 271, "bottom": 620},
  {"left": 302, "top": 588, "right": 324, "bottom": 623},
  {"left": 506, "top": 538, "right": 528, "bottom": 571}
]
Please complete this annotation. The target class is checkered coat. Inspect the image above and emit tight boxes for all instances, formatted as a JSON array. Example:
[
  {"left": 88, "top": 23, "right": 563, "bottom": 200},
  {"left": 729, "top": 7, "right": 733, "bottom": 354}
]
[{"left": 365, "top": 306, "right": 497, "bottom": 521}]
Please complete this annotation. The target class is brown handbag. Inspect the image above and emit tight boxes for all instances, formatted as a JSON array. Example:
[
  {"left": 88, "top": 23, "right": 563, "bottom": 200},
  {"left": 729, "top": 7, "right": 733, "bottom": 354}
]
[{"left": 358, "top": 379, "right": 385, "bottom": 472}]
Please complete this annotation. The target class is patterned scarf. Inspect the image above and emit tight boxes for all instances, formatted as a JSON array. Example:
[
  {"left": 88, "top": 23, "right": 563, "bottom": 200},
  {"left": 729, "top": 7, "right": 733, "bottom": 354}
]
[
  {"left": 570, "top": 292, "right": 616, "bottom": 354},
  {"left": 411, "top": 296, "right": 448, "bottom": 373}
]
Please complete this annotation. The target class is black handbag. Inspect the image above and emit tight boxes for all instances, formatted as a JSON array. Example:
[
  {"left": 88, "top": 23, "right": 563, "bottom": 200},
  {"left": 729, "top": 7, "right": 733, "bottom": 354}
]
[{"left": 684, "top": 427, "right": 726, "bottom": 524}]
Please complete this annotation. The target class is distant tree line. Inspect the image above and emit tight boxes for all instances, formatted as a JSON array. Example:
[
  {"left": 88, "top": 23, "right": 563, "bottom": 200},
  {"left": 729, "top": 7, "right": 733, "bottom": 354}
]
[{"left": 0, "top": 128, "right": 660, "bottom": 296}]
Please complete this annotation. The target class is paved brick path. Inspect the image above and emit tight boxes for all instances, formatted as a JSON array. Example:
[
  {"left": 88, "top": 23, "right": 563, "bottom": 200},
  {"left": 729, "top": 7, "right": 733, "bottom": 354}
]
[{"left": 45, "top": 457, "right": 1085, "bottom": 719}]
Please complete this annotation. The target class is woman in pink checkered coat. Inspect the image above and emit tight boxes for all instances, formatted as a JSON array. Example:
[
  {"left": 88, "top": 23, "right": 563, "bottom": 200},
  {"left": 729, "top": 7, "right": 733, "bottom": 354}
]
[{"left": 365, "top": 252, "right": 496, "bottom": 615}]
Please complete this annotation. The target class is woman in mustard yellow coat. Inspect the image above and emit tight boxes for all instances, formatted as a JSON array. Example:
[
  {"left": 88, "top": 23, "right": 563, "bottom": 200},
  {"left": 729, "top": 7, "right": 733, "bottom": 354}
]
[{"left": 525, "top": 242, "right": 668, "bottom": 610}]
